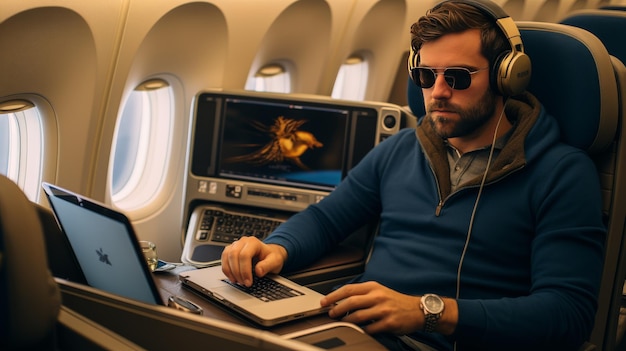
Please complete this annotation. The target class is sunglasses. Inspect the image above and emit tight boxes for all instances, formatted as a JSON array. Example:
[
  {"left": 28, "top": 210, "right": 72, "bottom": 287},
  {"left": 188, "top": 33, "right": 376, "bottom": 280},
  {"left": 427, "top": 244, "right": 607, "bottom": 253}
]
[{"left": 410, "top": 67, "right": 488, "bottom": 90}]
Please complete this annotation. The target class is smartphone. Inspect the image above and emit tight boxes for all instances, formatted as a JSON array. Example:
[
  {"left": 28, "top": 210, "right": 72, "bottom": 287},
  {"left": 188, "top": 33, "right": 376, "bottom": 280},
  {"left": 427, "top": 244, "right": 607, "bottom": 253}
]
[{"left": 154, "top": 259, "right": 176, "bottom": 272}]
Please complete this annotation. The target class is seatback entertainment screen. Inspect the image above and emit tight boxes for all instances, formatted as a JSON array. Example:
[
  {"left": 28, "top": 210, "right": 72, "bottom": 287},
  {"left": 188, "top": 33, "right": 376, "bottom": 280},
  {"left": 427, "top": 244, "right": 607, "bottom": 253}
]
[{"left": 218, "top": 98, "right": 349, "bottom": 191}]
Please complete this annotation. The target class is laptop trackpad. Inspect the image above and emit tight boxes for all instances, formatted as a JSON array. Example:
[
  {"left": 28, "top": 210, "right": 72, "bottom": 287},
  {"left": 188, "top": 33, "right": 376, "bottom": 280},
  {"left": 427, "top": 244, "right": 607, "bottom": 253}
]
[{"left": 191, "top": 245, "right": 224, "bottom": 262}]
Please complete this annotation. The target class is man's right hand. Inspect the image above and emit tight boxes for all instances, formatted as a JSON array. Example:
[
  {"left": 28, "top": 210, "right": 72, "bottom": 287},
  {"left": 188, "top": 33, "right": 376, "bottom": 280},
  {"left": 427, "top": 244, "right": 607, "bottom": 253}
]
[{"left": 221, "top": 236, "right": 287, "bottom": 287}]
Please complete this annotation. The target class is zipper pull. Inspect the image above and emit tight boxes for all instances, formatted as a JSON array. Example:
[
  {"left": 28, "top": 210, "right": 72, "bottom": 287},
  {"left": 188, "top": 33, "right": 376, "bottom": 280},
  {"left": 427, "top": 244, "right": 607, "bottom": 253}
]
[{"left": 435, "top": 201, "right": 443, "bottom": 216}]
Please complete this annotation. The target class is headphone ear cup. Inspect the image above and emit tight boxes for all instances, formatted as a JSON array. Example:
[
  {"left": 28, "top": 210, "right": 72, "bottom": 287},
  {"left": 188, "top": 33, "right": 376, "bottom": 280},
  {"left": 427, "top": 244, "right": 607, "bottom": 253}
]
[
  {"left": 493, "top": 50, "right": 532, "bottom": 96},
  {"left": 407, "top": 48, "right": 419, "bottom": 84},
  {"left": 490, "top": 50, "right": 510, "bottom": 95}
]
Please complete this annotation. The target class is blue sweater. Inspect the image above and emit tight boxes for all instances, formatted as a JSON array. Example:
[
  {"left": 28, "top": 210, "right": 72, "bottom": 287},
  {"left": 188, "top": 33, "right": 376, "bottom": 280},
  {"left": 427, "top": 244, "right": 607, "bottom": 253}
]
[{"left": 265, "top": 93, "right": 605, "bottom": 350}]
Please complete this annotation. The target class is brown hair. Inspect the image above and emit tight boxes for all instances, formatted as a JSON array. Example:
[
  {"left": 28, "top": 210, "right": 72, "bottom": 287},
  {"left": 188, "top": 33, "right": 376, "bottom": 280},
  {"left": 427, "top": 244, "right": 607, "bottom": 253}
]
[{"left": 410, "top": 2, "right": 510, "bottom": 66}]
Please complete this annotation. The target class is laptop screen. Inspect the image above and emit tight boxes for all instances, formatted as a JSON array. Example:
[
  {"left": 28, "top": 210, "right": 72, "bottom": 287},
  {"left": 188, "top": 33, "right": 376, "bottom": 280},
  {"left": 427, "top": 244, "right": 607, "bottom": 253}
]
[{"left": 42, "top": 183, "right": 162, "bottom": 305}]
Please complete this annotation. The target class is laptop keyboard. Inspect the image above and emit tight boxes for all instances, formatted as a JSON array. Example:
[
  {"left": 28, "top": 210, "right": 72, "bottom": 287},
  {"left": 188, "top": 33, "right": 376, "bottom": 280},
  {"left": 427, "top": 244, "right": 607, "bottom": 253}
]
[
  {"left": 223, "top": 276, "right": 304, "bottom": 302},
  {"left": 195, "top": 207, "right": 284, "bottom": 244}
]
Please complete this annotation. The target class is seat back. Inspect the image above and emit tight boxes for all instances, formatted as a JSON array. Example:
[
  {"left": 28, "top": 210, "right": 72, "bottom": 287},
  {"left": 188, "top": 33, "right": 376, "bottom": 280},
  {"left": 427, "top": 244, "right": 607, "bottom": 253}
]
[{"left": 0, "top": 175, "right": 61, "bottom": 350}]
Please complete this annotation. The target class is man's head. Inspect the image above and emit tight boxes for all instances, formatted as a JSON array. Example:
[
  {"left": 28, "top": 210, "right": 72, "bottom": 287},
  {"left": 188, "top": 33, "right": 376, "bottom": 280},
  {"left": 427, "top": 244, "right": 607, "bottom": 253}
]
[
  {"left": 409, "top": 0, "right": 531, "bottom": 97},
  {"left": 410, "top": 1, "right": 509, "bottom": 87},
  {"left": 408, "top": 0, "right": 530, "bottom": 147}
]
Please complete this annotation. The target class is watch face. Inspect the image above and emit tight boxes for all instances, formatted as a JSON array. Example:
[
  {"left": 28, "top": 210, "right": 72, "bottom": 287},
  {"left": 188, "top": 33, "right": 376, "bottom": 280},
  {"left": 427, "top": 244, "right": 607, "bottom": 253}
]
[{"left": 424, "top": 294, "right": 444, "bottom": 313}]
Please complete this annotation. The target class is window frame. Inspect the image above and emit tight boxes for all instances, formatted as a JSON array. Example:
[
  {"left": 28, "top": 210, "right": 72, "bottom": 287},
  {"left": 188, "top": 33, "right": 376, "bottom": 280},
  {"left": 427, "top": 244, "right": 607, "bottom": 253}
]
[{"left": 0, "top": 95, "right": 57, "bottom": 202}]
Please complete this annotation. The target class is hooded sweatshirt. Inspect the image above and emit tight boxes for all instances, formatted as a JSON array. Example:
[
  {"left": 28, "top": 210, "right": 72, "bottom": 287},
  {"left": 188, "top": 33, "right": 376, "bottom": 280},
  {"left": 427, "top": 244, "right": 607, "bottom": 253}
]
[{"left": 265, "top": 92, "right": 606, "bottom": 351}]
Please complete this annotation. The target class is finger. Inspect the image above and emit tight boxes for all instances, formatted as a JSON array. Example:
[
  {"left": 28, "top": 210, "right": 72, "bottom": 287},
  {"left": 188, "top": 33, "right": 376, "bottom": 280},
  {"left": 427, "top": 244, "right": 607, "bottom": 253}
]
[
  {"left": 322, "top": 282, "right": 372, "bottom": 306},
  {"left": 326, "top": 299, "right": 352, "bottom": 319},
  {"left": 329, "top": 299, "right": 375, "bottom": 320},
  {"left": 224, "top": 243, "right": 244, "bottom": 284},
  {"left": 238, "top": 240, "right": 258, "bottom": 286},
  {"left": 321, "top": 285, "right": 351, "bottom": 307},
  {"left": 254, "top": 251, "right": 282, "bottom": 277},
  {"left": 220, "top": 244, "right": 237, "bottom": 282},
  {"left": 254, "top": 259, "right": 270, "bottom": 277},
  {"left": 230, "top": 238, "right": 258, "bottom": 286},
  {"left": 222, "top": 239, "right": 250, "bottom": 285}
]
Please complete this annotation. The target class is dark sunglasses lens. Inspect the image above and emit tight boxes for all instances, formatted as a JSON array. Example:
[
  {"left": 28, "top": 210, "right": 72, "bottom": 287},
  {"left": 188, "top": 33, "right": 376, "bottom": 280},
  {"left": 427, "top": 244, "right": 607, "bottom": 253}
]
[
  {"left": 411, "top": 68, "right": 436, "bottom": 88},
  {"left": 446, "top": 68, "right": 472, "bottom": 90}
]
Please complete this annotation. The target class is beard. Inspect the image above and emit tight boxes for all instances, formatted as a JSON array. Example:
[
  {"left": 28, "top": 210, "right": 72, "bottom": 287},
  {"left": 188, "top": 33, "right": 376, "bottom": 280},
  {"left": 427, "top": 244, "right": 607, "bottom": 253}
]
[{"left": 427, "top": 88, "right": 498, "bottom": 139}]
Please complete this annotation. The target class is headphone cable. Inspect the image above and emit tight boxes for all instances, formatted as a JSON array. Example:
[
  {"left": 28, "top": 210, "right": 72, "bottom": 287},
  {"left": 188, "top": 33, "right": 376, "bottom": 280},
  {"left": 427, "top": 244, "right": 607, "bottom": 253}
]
[{"left": 455, "top": 97, "right": 509, "bottom": 300}]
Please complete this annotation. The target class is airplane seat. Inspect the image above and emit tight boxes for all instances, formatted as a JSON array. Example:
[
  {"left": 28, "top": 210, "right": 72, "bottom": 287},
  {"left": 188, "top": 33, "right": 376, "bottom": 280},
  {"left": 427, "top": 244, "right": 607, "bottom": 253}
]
[
  {"left": 0, "top": 174, "right": 61, "bottom": 350},
  {"left": 509, "top": 22, "right": 625, "bottom": 351},
  {"left": 407, "top": 22, "right": 623, "bottom": 350},
  {"left": 406, "top": 74, "right": 426, "bottom": 119},
  {"left": 558, "top": 10, "right": 626, "bottom": 349}
]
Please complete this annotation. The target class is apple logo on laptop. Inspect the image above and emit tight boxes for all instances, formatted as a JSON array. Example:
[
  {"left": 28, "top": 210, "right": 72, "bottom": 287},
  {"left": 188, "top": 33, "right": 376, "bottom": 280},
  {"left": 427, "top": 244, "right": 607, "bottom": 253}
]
[{"left": 96, "top": 248, "right": 112, "bottom": 265}]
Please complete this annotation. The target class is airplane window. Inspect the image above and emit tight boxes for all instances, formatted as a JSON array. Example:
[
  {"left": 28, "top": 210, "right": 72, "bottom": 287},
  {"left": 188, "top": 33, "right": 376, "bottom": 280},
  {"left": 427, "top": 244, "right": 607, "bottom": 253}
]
[
  {"left": 245, "top": 63, "right": 291, "bottom": 93},
  {"left": 331, "top": 55, "right": 369, "bottom": 101},
  {"left": 110, "top": 79, "right": 173, "bottom": 210},
  {"left": 0, "top": 99, "right": 43, "bottom": 201}
]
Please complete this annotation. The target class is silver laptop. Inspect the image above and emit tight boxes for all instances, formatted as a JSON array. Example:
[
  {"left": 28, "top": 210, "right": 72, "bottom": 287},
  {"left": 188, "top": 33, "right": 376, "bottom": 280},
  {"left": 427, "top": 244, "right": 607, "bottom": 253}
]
[
  {"left": 42, "top": 182, "right": 164, "bottom": 306},
  {"left": 180, "top": 266, "right": 331, "bottom": 327},
  {"left": 43, "top": 182, "right": 329, "bottom": 326}
]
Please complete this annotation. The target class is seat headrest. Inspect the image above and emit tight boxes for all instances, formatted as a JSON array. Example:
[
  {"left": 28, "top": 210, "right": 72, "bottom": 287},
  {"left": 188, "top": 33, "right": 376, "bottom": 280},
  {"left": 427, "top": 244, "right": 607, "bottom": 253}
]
[
  {"left": 560, "top": 10, "right": 626, "bottom": 66},
  {"left": 406, "top": 74, "right": 425, "bottom": 119},
  {"left": 0, "top": 176, "right": 60, "bottom": 348},
  {"left": 517, "top": 21, "right": 618, "bottom": 154},
  {"left": 406, "top": 22, "right": 619, "bottom": 154}
]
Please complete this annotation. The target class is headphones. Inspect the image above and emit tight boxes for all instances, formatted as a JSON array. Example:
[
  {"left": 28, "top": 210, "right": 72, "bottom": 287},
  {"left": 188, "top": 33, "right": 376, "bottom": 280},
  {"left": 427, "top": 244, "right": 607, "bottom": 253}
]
[{"left": 408, "top": 0, "right": 531, "bottom": 96}]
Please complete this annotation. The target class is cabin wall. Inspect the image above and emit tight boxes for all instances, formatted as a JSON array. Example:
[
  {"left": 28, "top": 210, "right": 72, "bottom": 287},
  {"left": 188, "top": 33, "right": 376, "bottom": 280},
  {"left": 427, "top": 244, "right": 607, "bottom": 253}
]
[{"left": 1, "top": 0, "right": 623, "bottom": 260}]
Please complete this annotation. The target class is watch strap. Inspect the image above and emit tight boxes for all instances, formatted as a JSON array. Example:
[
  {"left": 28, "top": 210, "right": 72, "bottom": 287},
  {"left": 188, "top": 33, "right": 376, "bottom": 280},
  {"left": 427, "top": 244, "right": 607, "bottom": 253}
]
[{"left": 423, "top": 311, "right": 439, "bottom": 333}]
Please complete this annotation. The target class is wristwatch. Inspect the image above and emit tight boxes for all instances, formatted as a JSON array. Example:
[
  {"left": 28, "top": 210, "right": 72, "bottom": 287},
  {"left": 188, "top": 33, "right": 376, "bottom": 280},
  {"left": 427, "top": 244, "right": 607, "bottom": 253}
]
[{"left": 420, "top": 293, "right": 444, "bottom": 333}]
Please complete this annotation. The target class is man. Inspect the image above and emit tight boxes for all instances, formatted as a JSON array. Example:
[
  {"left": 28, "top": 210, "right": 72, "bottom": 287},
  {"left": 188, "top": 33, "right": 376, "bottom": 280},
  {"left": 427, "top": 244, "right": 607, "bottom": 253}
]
[{"left": 222, "top": 1, "right": 605, "bottom": 350}]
